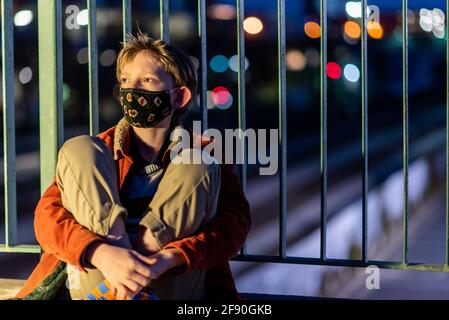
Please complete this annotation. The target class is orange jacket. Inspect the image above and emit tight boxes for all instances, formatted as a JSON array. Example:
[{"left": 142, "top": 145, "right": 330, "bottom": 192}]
[{"left": 16, "top": 120, "right": 251, "bottom": 299}]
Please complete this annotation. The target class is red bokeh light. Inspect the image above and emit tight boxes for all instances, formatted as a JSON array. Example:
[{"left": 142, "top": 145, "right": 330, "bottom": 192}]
[
  {"left": 212, "top": 86, "right": 230, "bottom": 105},
  {"left": 326, "top": 62, "right": 341, "bottom": 80}
]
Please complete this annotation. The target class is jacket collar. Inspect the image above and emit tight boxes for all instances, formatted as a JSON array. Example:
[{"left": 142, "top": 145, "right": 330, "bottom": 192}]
[{"left": 113, "top": 117, "right": 184, "bottom": 166}]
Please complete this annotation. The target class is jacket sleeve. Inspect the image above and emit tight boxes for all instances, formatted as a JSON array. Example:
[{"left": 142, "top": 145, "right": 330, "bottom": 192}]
[
  {"left": 34, "top": 178, "right": 102, "bottom": 271},
  {"left": 164, "top": 164, "right": 251, "bottom": 272}
]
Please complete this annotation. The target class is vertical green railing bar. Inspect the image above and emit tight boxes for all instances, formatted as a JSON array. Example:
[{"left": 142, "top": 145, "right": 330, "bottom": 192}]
[
  {"left": 237, "top": 0, "right": 247, "bottom": 254},
  {"left": 122, "top": 0, "right": 131, "bottom": 42},
  {"left": 198, "top": 0, "right": 208, "bottom": 129},
  {"left": 402, "top": 0, "right": 409, "bottom": 265},
  {"left": 277, "top": 0, "right": 287, "bottom": 258},
  {"left": 2, "top": 0, "right": 17, "bottom": 247},
  {"left": 320, "top": 0, "right": 328, "bottom": 261},
  {"left": 88, "top": 0, "right": 99, "bottom": 136},
  {"left": 361, "top": 0, "right": 368, "bottom": 262},
  {"left": 38, "top": 0, "right": 63, "bottom": 194},
  {"left": 446, "top": 0, "right": 449, "bottom": 267},
  {"left": 160, "top": 0, "right": 169, "bottom": 43}
]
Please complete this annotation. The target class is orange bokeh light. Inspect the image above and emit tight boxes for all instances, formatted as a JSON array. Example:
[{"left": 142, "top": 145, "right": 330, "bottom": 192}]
[
  {"left": 304, "top": 21, "right": 321, "bottom": 39},
  {"left": 344, "top": 21, "right": 361, "bottom": 39},
  {"left": 367, "top": 21, "right": 383, "bottom": 39},
  {"left": 243, "top": 17, "right": 263, "bottom": 34}
]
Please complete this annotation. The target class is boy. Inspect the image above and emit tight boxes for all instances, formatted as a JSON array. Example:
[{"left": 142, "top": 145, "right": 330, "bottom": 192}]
[{"left": 16, "top": 32, "right": 251, "bottom": 300}]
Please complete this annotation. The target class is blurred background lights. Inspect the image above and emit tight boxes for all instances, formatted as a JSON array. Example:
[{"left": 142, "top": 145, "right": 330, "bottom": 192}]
[
  {"left": 63, "top": 83, "right": 72, "bottom": 105},
  {"left": 326, "top": 62, "right": 342, "bottom": 80},
  {"left": 419, "top": 8, "right": 445, "bottom": 38},
  {"left": 305, "top": 48, "right": 320, "bottom": 67},
  {"left": 367, "top": 21, "right": 383, "bottom": 39},
  {"left": 286, "top": 50, "right": 307, "bottom": 71},
  {"left": 393, "top": 26, "right": 402, "bottom": 42},
  {"left": 343, "top": 64, "right": 360, "bottom": 82},
  {"left": 14, "top": 10, "right": 33, "bottom": 27},
  {"left": 243, "top": 17, "right": 263, "bottom": 34},
  {"left": 344, "top": 21, "right": 361, "bottom": 39},
  {"left": 419, "top": 9, "right": 433, "bottom": 32},
  {"left": 228, "top": 55, "right": 250, "bottom": 72},
  {"left": 18, "top": 67, "right": 32, "bottom": 84},
  {"left": 407, "top": 9, "right": 417, "bottom": 33},
  {"left": 433, "top": 28, "right": 445, "bottom": 39},
  {"left": 100, "top": 49, "right": 117, "bottom": 67},
  {"left": 432, "top": 8, "right": 445, "bottom": 26},
  {"left": 207, "top": 4, "right": 236, "bottom": 20},
  {"left": 212, "top": 86, "right": 233, "bottom": 110},
  {"left": 77, "top": 47, "right": 89, "bottom": 64},
  {"left": 168, "top": 13, "right": 194, "bottom": 39},
  {"left": 345, "top": 1, "right": 362, "bottom": 18},
  {"left": 77, "top": 9, "right": 89, "bottom": 26},
  {"left": 210, "top": 55, "right": 229, "bottom": 73},
  {"left": 304, "top": 21, "right": 321, "bottom": 39}
]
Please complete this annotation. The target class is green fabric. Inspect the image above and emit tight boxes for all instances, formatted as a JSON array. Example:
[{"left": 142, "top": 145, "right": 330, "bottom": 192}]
[{"left": 11, "top": 261, "right": 70, "bottom": 300}]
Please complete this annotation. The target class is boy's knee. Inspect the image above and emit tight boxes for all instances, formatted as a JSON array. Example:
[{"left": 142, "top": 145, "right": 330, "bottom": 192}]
[
  {"left": 58, "top": 135, "right": 111, "bottom": 167},
  {"left": 59, "top": 135, "right": 96, "bottom": 160}
]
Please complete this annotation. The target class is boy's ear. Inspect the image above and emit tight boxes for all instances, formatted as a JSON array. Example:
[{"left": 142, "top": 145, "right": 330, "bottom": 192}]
[{"left": 172, "top": 86, "right": 192, "bottom": 110}]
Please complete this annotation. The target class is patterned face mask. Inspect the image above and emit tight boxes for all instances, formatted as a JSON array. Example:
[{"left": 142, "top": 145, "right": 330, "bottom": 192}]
[{"left": 119, "top": 87, "right": 177, "bottom": 128}]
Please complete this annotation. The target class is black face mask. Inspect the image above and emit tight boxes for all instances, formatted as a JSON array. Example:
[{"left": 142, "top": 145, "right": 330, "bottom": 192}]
[{"left": 119, "top": 87, "right": 177, "bottom": 128}]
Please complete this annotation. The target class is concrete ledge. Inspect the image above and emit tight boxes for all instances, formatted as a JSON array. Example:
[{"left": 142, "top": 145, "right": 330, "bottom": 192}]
[{"left": 0, "top": 279, "right": 25, "bottom": 300}]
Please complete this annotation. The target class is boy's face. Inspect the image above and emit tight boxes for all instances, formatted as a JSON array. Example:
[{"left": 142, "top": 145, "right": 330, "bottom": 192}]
[
  {"left": 118, "top": 50, "right": 191, "bottom": 125},
  {"left": 119, "top": 50, "right": 175, "bottom": 92}
]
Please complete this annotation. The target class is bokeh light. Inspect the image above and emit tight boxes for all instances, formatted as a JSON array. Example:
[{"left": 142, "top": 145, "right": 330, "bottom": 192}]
[
  {"left": 100, "top": 49, "right": 117, "bottom": 67},
  {"left": 63, "top": 83, "right": 72, "bottom": 105},
  {"left": 210, "top": 55, "right": 229, "bottom": 73},
  {"left": 344, "top": 21, "right": 361, "bottom": 39},
  {"left": 432, "top": 8, "right": 445, "bottom": 27},
  {"left": 77, "top": 47, "right": 89, "bottom": 64},
  {"left": 14, "top": 10, "right": 33, "bottom": 27},
  {"left": 212, "top": 86, "right": 233, "bottom": 110},
  {"left": 243, "top": 17, "right": 263, "bottom": 34},
  {"left": 345, "top": 1, "right": 362, "bottom": 19},
  {"left": 286, "top": 50, "right": 307, "bottom": 71},
  {"left": 326, "top": 62, "right": 342, "bottom": 80},
  {"left": 305, "top": 48, "right": 320, "bottom": 67},
  {"left": 207, "top": 4, "right": 236, "bottom": 20},
  {"left": 367, "top": 21, "right": 383, "bottom": 39},
  {"left": 343, "top": 64, "right": 360, "bottom": 83},
  {"left": 304, "top": 21, "right": 321, "bottom": 39},
  {"left": 77, "top": 9, "right": 88, "bottom": 26},
  {"left": 419, "top": 8, "right": 446, "bottom": 39},
  {"left": 18, "top": 67, "right": 32, "bottom": 84},
  {"left": 228, "top": 55, "right": 250, "bottom": 72}
]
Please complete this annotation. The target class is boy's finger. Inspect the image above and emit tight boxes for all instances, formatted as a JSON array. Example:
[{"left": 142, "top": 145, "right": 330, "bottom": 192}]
[
  {"left": 116, "top": 285, "right": 126, "bottom": 300},
  {"left": 133, "top": 251, "right": 158, "bottom": 266},
  {"left": 132, "top": 251, "right": 156, "bottom": 264},
  {"left": 132, "top": 259, "right": 152, "bottom": 278},
  {"left": 130, "top": 271, "right": 151, "bottom": 287},
  {"left": 110, "top": 285, "right": 117, "bottom": 297},
  {"left": 124, "top": 280, "right": 143, "bottom": 297}
]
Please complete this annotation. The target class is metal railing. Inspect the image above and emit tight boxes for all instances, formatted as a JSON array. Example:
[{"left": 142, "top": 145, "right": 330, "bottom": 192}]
[{"left": 1, "top": 0, "right": 448, "bottom": 275}]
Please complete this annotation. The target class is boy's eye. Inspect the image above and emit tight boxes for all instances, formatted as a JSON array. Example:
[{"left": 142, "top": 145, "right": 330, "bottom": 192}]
[
  {"left": 120, "top": 78, "right": 128, "bottom": 84},
  {"left": 143, "top": 77, "right": 158, "bottom": 84}
]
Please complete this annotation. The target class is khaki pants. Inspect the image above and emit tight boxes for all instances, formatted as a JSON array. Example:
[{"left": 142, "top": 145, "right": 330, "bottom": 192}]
[{"left": 56, "top": 135, "right": 221, "bottom": 300}]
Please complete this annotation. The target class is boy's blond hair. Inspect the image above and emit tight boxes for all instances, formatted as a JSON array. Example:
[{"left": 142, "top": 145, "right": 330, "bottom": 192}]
[{"left": 116, "top": 32, "right": 197, "bottom": 119}]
